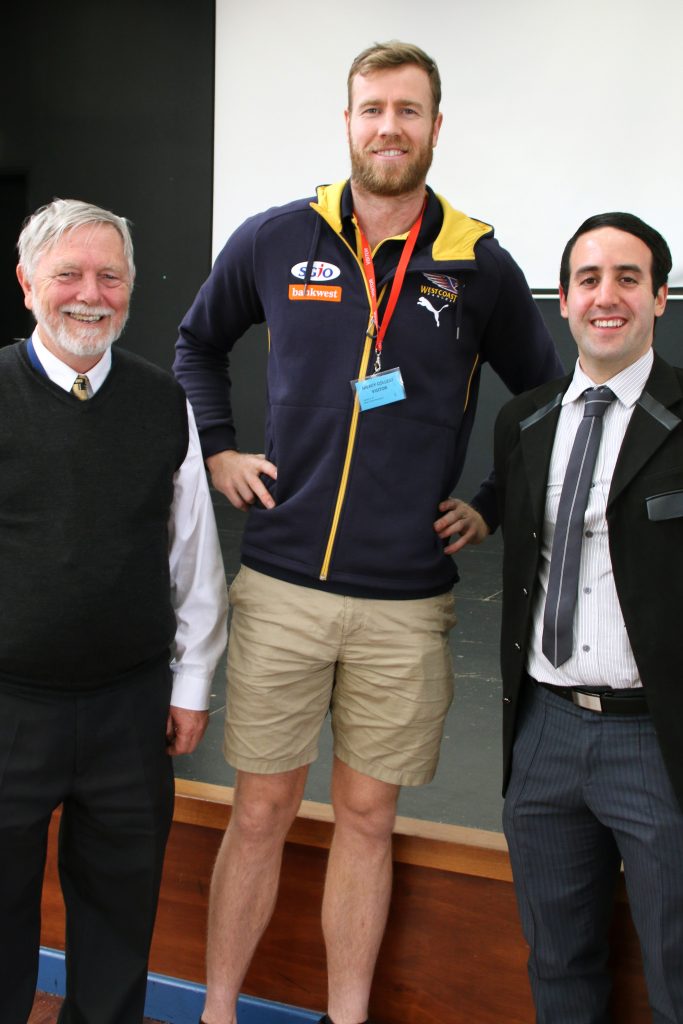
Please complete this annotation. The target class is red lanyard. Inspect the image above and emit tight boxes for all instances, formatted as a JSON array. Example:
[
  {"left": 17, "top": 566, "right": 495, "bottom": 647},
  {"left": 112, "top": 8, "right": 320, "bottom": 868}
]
[{"left": 356, "top": 200, "right": 425, "bottom": 361}]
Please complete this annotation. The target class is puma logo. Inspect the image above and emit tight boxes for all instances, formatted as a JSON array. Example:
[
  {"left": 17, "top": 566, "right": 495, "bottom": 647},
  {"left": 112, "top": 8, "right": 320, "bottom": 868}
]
[{"left": 417, "top": 296, "right": 449, "bottom": 327}]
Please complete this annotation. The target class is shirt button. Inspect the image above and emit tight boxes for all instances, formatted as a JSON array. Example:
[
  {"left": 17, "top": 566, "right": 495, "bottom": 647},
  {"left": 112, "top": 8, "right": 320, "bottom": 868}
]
[
  {"left": 583, "top": 586, "right": 592, "bottom": 594},
  {"left": 522, "top": 587, "right": 528, "bottom": 596},
  {"left": 585, "top": 530, "right": 594, "bottom": 538},
  {"left": 582, "top": 644, "right": 590, "bottom": 652}
]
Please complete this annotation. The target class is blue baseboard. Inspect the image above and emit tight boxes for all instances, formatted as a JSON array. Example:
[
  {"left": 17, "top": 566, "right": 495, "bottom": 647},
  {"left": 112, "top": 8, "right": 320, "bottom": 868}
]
[{"left": 38, "top": 947, "right": 321, "bottom": 1024}]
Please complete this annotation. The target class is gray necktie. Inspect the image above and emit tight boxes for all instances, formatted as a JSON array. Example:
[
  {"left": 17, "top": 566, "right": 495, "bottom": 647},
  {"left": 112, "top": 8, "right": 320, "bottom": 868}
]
[{"left": 542, "top": 386, "right": 616, "bottom": 667}]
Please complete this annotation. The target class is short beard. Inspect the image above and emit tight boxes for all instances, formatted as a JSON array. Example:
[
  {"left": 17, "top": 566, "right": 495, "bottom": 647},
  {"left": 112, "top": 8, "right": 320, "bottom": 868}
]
[
  {"left": 34, "top": 299, "right": 127, "bottom": 359},
  {"left": 349, "top": 137, "right": 434, "bottom": 197}
]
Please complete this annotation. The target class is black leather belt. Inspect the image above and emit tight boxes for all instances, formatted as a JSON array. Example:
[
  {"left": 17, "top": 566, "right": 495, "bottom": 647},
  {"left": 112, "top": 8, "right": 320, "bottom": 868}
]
[{"left": 535, "top": 680, "right": 648, "bottom": 715}]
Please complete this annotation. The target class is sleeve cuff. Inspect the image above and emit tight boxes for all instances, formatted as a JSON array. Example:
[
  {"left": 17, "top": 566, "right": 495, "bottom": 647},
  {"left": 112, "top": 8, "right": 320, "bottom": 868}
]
[{"left": 169, "top": 669, "right": 213, "bottom": 711}]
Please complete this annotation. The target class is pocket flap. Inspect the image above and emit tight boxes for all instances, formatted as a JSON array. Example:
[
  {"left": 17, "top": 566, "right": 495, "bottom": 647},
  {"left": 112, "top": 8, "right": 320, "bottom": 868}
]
[{"left": 646, "top": 490, "right": 683, "bottom": 521}]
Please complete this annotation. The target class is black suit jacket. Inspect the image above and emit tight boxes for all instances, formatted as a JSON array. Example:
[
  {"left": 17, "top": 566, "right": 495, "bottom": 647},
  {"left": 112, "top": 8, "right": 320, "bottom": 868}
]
[{"left": 494, "top": 353, "right": 683, "bottom": 808}]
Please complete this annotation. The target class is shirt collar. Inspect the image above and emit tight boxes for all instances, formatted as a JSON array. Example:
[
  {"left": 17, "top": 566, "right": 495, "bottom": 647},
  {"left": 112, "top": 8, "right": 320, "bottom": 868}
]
[
  {"left": 32, "top": 330, "right": 112, "bottom": 395},
  {"left": 563, "top": 348, "right": 654, "bottom": 409}
]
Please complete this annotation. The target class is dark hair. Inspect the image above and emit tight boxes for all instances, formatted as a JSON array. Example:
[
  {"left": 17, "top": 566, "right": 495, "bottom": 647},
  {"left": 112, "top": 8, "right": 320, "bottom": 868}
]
[
  {"left": 347, "top": 41, "right": 441, "bottom": 120},
  {"left": 560, "top": 212, "right": 671, "bottom": 297}
]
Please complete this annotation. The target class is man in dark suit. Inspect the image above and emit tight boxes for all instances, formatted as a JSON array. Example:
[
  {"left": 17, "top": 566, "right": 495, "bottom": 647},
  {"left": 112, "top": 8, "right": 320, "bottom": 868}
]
[{"left": 495, "top": 212, "right": 683, "bottom": 1023}]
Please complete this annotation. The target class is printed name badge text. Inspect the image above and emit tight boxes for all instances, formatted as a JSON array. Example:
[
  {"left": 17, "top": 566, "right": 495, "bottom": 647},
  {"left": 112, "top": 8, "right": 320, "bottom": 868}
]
[{"left": 352, "top": 368, "right": 406, "bottom": 411}]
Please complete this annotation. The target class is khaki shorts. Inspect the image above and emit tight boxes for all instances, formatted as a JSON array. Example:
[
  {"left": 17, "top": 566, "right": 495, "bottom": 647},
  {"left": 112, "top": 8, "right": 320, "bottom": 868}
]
[{"left": 223, "top": 566, "right": 456, "bottom": 786}]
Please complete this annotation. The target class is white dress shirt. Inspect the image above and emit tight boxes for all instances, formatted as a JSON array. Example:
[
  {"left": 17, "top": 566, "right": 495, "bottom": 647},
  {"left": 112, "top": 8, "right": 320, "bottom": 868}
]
[
  {"left": 526, "top": 348, "right": 654, "bottom": 690},
  {"left": 32, "top": 331, "right": 228, "bottom": 709}
]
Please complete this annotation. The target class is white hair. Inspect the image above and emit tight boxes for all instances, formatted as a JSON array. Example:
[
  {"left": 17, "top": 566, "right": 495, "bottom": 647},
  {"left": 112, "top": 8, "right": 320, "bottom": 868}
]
[{"left": 17, "top": 198, "right": 135, "bottom": 283}]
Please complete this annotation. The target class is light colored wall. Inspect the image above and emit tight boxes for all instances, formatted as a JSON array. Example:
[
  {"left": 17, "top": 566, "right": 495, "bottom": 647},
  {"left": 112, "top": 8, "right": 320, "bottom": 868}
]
[{"left": 213, "top": 0, "right": 683, "bottom": 289}]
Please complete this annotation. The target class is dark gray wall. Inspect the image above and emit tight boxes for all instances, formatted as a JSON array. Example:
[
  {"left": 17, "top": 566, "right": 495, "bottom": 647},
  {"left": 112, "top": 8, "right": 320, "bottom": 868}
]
[{"left": 1, "top": 0, "right": 215, "bottom": 369}]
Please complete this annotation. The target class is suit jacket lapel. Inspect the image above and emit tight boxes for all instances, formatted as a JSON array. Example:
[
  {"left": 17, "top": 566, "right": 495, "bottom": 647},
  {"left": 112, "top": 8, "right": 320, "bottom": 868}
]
[{"left": 609, "top": 355, "right": 683, "bottom": 506}]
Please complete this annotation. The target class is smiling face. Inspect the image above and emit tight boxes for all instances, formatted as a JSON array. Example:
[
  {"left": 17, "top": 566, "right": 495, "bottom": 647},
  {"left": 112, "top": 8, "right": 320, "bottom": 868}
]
[
  {"left": 345, "top": 64, "right": 442, "bottom": 198},
  {"left": 559, "top": 227, "right": 668, "bottom": 383},
  {"left": 17, "top": 222, "right": 132, "bottom": 371}
]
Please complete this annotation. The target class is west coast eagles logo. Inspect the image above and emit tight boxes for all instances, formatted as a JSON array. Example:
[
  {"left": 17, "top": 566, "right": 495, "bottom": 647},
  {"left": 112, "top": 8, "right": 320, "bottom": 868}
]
[{"left": 417, "top": 274, "right": 459, "bottom": 327}]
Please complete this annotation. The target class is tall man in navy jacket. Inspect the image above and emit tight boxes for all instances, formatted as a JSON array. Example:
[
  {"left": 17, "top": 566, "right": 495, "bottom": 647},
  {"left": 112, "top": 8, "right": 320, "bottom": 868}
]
[
  {"left": 1, "top": 198, "right": 227, "bottom": 1024},
  {"left": 175, "top": 41, "right": 562, "bottom": 1024},
  {"left": 495, "top": 213, "right": 683, "bottom": 1022}
]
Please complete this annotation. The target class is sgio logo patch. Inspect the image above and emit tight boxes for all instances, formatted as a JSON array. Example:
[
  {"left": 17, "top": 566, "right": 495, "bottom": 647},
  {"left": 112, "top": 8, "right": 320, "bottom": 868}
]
[{"left": 291, "top": 261, "right": 341, "bottom": 281}]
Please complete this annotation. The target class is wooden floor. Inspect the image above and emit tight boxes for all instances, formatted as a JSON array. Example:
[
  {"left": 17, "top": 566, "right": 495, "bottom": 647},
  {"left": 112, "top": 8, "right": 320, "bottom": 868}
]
[{"left": 27, "top": 992, "right": 62, "bottom": 1024}]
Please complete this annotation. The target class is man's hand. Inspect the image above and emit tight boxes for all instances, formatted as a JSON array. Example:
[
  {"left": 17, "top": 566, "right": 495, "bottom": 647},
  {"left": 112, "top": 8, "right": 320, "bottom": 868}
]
[
  {"left": 166, "top": 706, "right": 209, "bottom": 756},
  {"left": 206, "top": 450, "right": 278, "bottom": 511},
  {"left": 434, "top": 498, "right": 490, "bottom": 555}
]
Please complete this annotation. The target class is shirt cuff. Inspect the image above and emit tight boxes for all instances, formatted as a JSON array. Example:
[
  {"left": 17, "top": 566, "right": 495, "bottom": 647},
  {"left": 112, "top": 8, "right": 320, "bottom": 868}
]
[{"left": 169, "top": 668, "right": 213, "bottom": 710}]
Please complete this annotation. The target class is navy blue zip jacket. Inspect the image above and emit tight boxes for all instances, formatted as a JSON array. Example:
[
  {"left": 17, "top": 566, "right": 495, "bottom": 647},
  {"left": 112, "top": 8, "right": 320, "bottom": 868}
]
[{"left": 174, "top": 181, "right": 563, "bottom": 599}]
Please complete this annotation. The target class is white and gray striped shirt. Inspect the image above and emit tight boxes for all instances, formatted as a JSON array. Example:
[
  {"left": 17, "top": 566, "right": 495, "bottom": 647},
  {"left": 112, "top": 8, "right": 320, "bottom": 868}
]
[{"left": 526, "top": 348, "right": 653, "bottom": 690}]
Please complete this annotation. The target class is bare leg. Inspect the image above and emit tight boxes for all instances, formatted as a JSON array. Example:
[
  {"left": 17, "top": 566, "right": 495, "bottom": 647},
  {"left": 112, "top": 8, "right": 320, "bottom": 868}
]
[
  {"left": 201, "top": 766, "right": 308, "bottom": 1024},
  {"left": 323, "top": 758, "right": 399, "bottom": 1024}
]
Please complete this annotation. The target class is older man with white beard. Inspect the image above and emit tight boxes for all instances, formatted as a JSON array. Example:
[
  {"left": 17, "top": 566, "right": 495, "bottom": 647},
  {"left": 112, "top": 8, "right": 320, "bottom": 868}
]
[{"left": 0, "top": 198, "right": 228, "bottom": 1024}]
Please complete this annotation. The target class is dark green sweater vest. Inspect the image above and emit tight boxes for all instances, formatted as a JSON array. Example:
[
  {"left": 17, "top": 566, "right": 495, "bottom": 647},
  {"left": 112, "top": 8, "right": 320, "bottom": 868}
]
[{"left": 0, "top": 342, "right": 189, "bottom": 688}]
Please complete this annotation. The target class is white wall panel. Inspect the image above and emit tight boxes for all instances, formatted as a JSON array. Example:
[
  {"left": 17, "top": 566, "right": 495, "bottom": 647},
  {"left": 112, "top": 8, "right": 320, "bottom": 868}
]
[{"left": 214, "top": 0, "right": 683, "bottom": 288}]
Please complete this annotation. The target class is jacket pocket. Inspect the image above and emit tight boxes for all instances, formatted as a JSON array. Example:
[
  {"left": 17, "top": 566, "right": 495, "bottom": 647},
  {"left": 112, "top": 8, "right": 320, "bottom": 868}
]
[{"left": 646, "top": 489, "right": 683, "bottom": 521}]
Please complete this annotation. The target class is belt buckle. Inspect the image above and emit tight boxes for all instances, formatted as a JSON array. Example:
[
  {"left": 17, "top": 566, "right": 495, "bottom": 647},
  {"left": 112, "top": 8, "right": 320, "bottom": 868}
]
[{"left": 572, "top": 690, "right": 603, "bottom": 713}]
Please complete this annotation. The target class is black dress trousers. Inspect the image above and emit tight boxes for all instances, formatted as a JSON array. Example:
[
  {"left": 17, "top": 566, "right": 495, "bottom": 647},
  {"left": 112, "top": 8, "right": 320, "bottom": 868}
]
[{"left": 0, "top": 659, "right": 174, "bottom": 1024}]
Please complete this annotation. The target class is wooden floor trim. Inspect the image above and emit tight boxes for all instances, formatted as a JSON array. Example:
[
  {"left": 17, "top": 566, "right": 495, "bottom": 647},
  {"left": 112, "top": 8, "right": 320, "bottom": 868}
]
[{"left": 174, "top": 779, "right": 512, "bottom": 881}]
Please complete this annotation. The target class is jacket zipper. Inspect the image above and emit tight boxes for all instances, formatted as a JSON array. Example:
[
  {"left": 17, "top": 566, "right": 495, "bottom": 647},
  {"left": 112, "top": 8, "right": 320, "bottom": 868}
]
[{"left": 319, "top": 228, "right": 384, "bottom": 581}]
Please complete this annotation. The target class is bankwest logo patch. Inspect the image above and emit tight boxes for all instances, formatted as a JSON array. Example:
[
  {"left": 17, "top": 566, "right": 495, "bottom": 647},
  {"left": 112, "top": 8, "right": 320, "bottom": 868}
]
[{"left": 289, "top": 283, "right": 342, "bottom": 302}]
